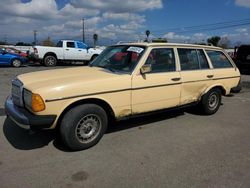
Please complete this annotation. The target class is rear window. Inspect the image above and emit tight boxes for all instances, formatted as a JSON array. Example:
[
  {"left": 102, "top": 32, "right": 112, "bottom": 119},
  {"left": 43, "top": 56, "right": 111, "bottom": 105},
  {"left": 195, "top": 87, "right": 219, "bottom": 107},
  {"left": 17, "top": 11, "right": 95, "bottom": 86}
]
[{"left": 206, "top": 51, "right": 233, "bottom": 68}]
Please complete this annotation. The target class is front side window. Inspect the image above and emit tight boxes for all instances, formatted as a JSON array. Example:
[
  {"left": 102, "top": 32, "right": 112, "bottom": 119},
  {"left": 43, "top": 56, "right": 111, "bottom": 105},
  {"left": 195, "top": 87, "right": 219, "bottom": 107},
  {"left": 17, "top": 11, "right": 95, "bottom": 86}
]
[
  {"left": 178, "top": 48, "right": 209, "bottom": 70},
  {"left": 206, "top": 50, "right": 233, "bottom": 68},
  {"left": 90, "top": 45, "right": 145, "bottom": 74},
  {"left": 67, "top": 42, "right": 75, "bottom": 48},
  {"left": 145, "top": 48, "right": 176, "bottom": 73},
  {"left": 77, "top": 42, "right": 87, "bottom": 49}
]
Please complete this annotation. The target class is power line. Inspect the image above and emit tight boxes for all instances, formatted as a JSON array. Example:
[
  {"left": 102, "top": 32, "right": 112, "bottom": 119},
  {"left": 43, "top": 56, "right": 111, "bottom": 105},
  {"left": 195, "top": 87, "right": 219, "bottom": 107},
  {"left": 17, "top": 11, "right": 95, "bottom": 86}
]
[{"left": 149, "top": 18, "right": 250, "bottom": 35}]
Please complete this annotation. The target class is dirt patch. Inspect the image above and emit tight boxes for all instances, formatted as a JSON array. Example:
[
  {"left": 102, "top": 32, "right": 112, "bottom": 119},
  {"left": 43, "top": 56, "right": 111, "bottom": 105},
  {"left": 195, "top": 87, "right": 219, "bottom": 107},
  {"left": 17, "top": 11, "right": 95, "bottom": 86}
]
[{"left": 71, "top": 171, "right": 89, "bottom": 182}]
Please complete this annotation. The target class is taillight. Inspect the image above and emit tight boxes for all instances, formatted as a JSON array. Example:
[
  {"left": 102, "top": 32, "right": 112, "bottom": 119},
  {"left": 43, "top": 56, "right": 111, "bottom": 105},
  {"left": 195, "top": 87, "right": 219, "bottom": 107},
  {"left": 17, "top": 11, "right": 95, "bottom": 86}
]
[{"left": 34, "top": 47, "right": 38, "bottom": 53}]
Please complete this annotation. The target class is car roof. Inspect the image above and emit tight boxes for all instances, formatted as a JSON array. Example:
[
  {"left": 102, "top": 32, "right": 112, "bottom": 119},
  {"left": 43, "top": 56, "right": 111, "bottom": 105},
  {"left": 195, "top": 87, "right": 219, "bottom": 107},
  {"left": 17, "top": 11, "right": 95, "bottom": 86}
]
[{"left": 119, "top": 42, "right": 223, "bottom": 50}]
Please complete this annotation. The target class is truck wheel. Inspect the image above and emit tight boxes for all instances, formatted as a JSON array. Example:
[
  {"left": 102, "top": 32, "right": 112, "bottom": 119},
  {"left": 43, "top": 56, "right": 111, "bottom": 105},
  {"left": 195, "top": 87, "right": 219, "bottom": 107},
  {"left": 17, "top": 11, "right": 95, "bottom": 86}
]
[
  {"left": 90, "top": 55, "right": 98, "bottom": 62},
  {"left": 44, "top": 55, "right": 57, "bottom": 66},
  {"left": 201, "top": 88, "right": 221, "bottom": 115},
  {"left": 12, "top": 59, "right": 22, "bottom": 67},
  {"left": 60, "top": 104, "right": 108, "bottom": 150}
]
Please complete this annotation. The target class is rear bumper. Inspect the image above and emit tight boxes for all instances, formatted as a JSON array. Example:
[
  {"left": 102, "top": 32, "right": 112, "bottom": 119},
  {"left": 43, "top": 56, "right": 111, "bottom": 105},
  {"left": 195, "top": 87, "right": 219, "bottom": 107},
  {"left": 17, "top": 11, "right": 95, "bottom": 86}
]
[
  {"left": 28, "top": 53, "right": 40, "bottom": 61},
  {"left": 231, "top": 85, "right": 242, "bottom": 93},
  {"left": 231, "top": 78, "right": 242, "bottom": 93},
  {"left": 5, "top": 96, "right": 56, "bottom": 130}
]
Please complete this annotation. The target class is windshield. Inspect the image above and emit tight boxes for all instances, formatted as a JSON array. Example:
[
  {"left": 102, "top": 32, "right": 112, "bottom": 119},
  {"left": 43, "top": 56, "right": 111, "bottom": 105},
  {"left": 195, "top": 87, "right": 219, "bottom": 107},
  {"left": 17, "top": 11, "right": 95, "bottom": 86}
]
[{"left": 90, "top": 45, "right": 145, "bottom": 74}]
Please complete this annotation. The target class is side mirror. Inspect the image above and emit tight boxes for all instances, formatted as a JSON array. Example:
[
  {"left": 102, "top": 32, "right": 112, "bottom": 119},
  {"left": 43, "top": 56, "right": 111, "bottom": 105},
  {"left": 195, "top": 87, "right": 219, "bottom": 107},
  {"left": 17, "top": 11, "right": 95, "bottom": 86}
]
[{"left": 140, "top": 64, "right": 152, "bottom": 74}]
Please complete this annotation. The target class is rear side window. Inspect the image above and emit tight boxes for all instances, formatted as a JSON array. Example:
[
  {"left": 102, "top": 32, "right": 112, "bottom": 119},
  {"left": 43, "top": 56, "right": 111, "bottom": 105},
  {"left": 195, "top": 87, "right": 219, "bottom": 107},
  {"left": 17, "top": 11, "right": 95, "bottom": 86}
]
[
  {"left": 145, "top": 48, "right": 176, "bottom": 73},
  {"left": 56, "top": 41, "right": 63, "bottom": 47},
  {"left": 206, "top": 51, "right": 233, "bottom": 68},
  {"left": 178, "top": 48, "right": 209, "bottom": 70},
  {"left": 67, "top": 42, "right": 75, "bottom": 48}
]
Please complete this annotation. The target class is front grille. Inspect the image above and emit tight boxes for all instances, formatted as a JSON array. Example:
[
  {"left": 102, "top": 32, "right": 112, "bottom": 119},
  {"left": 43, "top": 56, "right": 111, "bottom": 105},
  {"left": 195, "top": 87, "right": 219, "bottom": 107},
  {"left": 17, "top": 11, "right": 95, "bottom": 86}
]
[{"left": 11, "top": 79, "right": 24, "bottom": 107}]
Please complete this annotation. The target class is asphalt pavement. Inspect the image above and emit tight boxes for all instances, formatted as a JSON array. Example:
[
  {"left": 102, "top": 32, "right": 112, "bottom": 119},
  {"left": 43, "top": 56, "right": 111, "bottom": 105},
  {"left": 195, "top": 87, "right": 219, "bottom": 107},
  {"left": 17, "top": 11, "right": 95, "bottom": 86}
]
[{"left": 0, "top": 65, "right": 250, "bottom": 188}]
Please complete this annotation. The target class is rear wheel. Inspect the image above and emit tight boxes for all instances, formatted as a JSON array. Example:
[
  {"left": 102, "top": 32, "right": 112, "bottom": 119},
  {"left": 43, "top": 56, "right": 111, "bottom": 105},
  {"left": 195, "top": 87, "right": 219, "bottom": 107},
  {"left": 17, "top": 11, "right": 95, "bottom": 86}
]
[
  {"left": 44, "top": 55, "right": 57, "bottom": 66},
  {"left": 60, "top": 104, "right": 108, "bottom": 150},
  {"left": 200, "top": 88, "right": 221, "bottom": 115},
  {"left": 12, "top": 59, "right": 22, "bottom": 67}
]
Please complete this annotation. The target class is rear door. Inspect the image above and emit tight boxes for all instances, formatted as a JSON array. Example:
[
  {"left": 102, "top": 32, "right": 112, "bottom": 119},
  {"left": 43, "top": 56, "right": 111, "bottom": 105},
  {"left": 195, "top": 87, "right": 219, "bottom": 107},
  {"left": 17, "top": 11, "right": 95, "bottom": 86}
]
[
  {"left": 132, "top": 47, "right": 181, "bottom": 114},
  {"left": 177, "top": 48, "right": 213, "bottom": 105},
  {"left": 206, "top": 50, "right": 240, "bottom": 92}
]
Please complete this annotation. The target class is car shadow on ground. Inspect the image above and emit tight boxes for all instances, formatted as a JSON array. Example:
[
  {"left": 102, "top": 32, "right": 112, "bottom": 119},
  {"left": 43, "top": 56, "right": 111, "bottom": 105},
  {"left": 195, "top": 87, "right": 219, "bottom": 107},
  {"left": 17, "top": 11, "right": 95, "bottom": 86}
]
[
  {"left": 3, "top": 118, "right": 57, "bottom": 150},
  {"left": 240, "top": 69, "right": 250, "bottom": 75},
  {"left": 3, "top": 109, "right": 186, "bottom": 152}
]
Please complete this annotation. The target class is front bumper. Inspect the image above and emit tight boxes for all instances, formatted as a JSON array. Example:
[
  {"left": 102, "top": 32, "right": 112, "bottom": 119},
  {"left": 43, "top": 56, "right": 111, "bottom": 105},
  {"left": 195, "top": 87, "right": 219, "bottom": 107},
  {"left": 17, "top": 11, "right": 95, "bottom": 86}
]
[{"left": 5, "top": 96, "right": 56, "bottom": 130}]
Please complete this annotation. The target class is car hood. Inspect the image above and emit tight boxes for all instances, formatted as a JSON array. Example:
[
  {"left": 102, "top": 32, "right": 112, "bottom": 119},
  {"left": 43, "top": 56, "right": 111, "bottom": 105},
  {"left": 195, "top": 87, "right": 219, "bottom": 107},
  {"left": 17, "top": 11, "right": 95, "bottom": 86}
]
[{"left": 18, "top": 66, "right": 131, "bottom": 100}]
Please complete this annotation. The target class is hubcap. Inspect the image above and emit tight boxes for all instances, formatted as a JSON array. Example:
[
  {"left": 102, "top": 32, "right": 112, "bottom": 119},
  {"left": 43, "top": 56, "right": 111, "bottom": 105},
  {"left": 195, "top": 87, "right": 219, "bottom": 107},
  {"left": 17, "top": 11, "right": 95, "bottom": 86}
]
[
  {"left": 75, "top": 114, "right": 101, "bottom": 143},
  {"left": 13, "top": 60, "right": 21, "bottom": 67},
  {"left": 208, "top": 93, "right": 218, "bottom": 110},
  {"left": 47, "top": 57, "right": 55, "bottom": 65}
]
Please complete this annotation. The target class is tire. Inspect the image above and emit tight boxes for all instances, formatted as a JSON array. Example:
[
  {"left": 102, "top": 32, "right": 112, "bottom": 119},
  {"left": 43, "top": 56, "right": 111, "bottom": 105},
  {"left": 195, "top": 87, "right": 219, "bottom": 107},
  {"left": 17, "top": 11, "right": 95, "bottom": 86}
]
[
  {"left": 60, "top": 104, "right": 108, "bottom": 150},
  {"left": 12, "top": 59, "right": 22, "bottom": 67},
  {"left": 90, "top": 55, "right": 98, "bottom": 62},
  {"left": 200, "top": 88, "right": 221, "bottom": 115},
  {"left": 44, "top": 55, "right": 57, "bottom": 66}
]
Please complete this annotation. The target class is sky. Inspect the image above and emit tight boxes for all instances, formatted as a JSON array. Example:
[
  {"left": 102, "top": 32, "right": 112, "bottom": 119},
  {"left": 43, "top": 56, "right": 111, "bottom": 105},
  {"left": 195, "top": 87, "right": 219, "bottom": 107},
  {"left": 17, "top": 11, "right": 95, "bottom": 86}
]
[{"left": 0, "top": 0, "right": 250, "bottom": 46}]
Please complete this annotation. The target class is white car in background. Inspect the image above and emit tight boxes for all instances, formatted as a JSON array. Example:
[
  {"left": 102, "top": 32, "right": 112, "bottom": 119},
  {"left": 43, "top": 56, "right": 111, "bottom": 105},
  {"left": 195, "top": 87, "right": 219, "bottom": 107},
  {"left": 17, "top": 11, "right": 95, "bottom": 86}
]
[{"left": 32, "top": 40, "right": 103, "bottom": 66}]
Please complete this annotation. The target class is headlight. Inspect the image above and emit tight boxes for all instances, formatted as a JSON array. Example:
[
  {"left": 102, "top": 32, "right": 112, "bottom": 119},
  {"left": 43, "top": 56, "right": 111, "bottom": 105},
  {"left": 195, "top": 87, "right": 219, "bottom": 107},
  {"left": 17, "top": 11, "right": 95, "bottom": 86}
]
[{"left": 24, "top": 89, "right": 45, "bottom": 112}]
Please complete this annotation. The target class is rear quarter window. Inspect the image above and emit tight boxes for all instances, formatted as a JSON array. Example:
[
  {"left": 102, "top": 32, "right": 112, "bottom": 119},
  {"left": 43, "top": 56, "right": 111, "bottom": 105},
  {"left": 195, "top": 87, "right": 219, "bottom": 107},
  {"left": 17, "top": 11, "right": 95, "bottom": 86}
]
[{"left": 206, "top": 50, "right": 233, "bottom": 68}]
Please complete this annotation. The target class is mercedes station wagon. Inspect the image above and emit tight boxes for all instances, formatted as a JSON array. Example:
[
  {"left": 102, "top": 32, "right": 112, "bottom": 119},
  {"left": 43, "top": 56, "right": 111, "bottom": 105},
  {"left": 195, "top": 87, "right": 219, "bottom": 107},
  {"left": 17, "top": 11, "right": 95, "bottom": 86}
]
[{"left": 5, "top": 43, "right": 241, "bottom": 150}]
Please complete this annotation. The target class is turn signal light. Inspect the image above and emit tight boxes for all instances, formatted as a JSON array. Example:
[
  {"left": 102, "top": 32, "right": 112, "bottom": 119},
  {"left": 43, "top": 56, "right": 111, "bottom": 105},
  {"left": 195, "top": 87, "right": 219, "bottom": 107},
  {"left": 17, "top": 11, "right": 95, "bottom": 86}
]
[{"left": 32, "top": 93, "right": 45, "bottom": 112}]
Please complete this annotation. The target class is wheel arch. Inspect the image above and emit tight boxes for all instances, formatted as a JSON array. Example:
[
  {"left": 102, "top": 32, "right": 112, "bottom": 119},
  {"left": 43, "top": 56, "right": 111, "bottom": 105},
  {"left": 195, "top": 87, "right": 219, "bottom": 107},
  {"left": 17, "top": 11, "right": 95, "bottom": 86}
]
[
  {"left": 202, "top": 84, "right": 227, "bottom": 98},
  {"left": 43, "top": 52, "right": 58, "bottom": 60},
  {"left": 56, "top": 98, "right": 115, "bottom": 129}
]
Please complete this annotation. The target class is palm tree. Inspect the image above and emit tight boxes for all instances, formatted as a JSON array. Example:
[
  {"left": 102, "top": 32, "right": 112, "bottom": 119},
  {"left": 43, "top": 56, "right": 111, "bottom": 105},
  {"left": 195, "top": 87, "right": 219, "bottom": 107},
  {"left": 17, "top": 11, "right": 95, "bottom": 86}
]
[
  {"left": 93, "top": 33, "right": 98, "bottom": 47},
  {"left": 145, "top": 30, "right": 150, "bottom": 42}
]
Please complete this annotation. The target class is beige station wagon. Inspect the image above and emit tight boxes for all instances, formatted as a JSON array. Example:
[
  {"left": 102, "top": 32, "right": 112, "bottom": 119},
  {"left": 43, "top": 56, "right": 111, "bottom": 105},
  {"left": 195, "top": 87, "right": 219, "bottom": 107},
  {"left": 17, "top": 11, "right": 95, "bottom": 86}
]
[{"left": 5, "top": 43, "right": 241, "bottom": 150}]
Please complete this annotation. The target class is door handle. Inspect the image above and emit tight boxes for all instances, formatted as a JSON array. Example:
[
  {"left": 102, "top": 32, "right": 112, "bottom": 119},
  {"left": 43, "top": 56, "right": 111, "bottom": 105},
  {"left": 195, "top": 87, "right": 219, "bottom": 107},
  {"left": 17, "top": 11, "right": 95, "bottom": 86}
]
[
  {"left": 65, "top": 49, "right": 69, "bottom": 51},
  {"left": 171, "top": 77, "right": 181, "bottom": 81},
  {"left": 207, "top": 75, "right": 214, "bottom": 78},
  {"left": 78, "top": 50, "right": 82, "bottom": 51}
]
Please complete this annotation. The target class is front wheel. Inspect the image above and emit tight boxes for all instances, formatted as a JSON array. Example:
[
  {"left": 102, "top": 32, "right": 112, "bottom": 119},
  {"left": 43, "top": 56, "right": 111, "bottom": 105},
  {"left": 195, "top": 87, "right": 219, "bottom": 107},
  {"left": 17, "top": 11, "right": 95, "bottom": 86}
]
[
  {"left": 200, "top": 88, "right": 221, "bottom": 115},
  {"left": 60, "top": 104, "right": 108, "bottom": 150}
]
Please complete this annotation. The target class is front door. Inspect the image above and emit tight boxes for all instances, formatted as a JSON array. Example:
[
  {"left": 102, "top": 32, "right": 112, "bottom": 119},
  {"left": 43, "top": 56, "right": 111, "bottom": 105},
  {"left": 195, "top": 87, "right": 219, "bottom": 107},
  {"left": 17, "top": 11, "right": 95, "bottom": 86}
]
[{"left": 132, "top": 48, "right": 181, "bottom": 114}]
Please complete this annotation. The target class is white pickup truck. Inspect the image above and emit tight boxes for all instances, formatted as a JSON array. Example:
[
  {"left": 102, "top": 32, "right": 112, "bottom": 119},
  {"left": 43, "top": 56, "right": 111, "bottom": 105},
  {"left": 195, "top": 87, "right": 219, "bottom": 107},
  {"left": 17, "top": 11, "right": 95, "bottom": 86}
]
[{"left": 32, "top": 40, "right": 103, "bottom": 66}]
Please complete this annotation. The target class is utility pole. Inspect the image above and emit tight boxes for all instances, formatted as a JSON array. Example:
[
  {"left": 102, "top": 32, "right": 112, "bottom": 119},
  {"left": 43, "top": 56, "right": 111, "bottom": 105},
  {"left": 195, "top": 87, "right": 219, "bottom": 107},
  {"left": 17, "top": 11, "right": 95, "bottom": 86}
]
[
  {"left": 82, "top": 18, "right": 85, "bottom": 43},
  {"left": 4, "top": 34, "right": 7, "bottom": 44},
  {"left": 33, "top": 30, "right": 37, "bottom": 45}
]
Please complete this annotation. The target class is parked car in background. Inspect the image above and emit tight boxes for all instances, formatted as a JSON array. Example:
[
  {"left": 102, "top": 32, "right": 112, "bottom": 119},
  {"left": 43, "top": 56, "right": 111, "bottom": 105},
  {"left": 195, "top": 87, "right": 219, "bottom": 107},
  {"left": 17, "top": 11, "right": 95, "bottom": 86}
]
[
  {"left": 225, "top": 48, "right": 235, "bottom": 59},
  {"left": 234, "top": 45, "right": 250, "bottom": 70},
  {"left": 31, "top": 40, "right": 103, "bottom": 66},
  {"left": 5, "top": 47, "right": 28, "bottom": 57},
  {"left": 0, "top": 48, "right": 28, "bottom": 67},
  {"left": 5, "top": 43, "right": 241, "bottom": 150}
]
